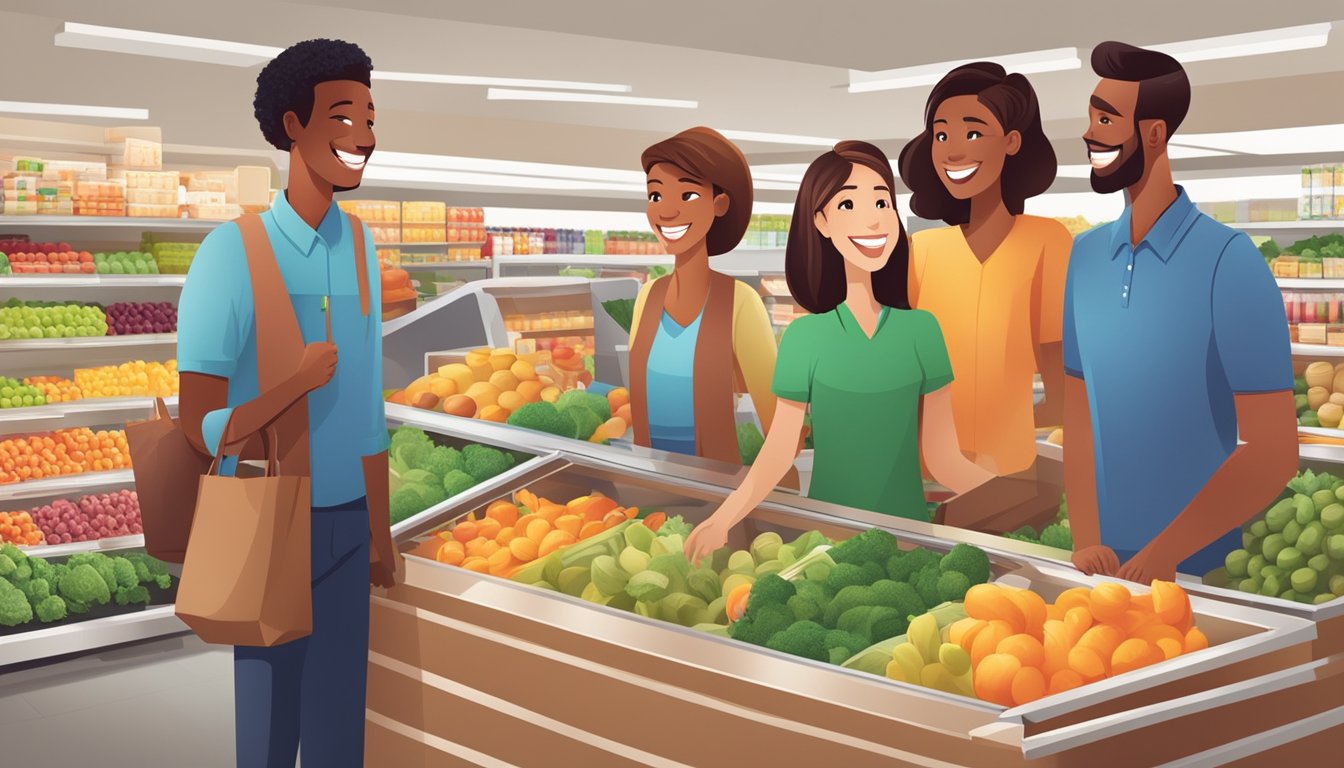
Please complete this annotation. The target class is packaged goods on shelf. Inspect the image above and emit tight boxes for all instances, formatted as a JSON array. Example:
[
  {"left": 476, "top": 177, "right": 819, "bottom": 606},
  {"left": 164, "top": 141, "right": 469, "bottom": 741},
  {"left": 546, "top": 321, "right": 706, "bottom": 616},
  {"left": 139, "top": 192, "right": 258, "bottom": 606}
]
[
  {"left": 377, "top": 248, "right": 401, "bottom": 268},
  {"left": 338, "top": 199, "right": 401, "bottom": 243},
  {"left": 41, "top": 160, "right": 107, "bottom": 181},
  {"left": 741, "top": 213, "right": 790, "bottom": 248},
  {"left": 122, "top": 170, "right": 178, "bottom": 191},
  {"left": 503, "top": 309, "right": 594, "bottom": 333},
  {"left": 187, "top": 203, "right": 240, "bottom": 220},
  {"left": 73, "top": 179, "right": 126, "bottom": 217},
  {"left": 604, "top": 230, "right": 662, "bottom": 255},
  {"left": 1300, "top": 164, "right": 1343, "bottom": 221},
  {"left": 401, "top": 201, "right": 446, "bottom": 243},
  {"left": 126, "top": 203, "right": 180, "bottom": 218},
  {"left": 447, "top": 208, "right": 485, "bottom": 245},
  {"left": 235, "top": 165, "right": 271, "bottom": 209},
  {"left": 12, "top": 157, "right": 43, "bottom": 174},
  {"left": 141, "top": 240, "right": 198, "bottom": 274},
  {"left": 114, "top": 136, "right": 163, "bottom": 171}
]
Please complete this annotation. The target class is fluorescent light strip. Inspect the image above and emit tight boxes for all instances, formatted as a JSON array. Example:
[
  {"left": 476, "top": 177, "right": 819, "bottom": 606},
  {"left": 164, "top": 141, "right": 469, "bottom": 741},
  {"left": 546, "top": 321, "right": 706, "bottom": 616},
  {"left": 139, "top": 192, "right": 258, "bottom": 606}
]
[
  {"left": 1149, "top": 23, "right": 1331, "bottom": 64},
  {"left": 57, "top": 23, "right": 631, "bottom": 92},
  {"left": 720, "top": 130, "right": 838, "bottom": 147},
  {"left": 1173, "top": 124, "right": 1344, "bottom": 155},
  {"left": 849, "top": 48, "right": 1080, "bottom": 93},
  {"left": 0, "top": 100, "right": 147, "bottom": 120},
  {"left": 361, "top": 165, "right": 644, "bottom": 192},
  {"left": 487, "top": 88, "right": 697, "bottom": 109}
]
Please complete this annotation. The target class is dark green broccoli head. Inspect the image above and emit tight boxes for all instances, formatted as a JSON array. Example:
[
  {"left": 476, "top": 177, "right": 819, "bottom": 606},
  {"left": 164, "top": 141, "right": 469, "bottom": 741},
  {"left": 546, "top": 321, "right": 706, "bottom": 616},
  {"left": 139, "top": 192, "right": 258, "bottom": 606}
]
[
  {"left": 556, "top": 389, "right": 610, "bottom": 422},
  {"left": 830, "top": 529, "right": 900, "bottom": 567},
  {"left": 1040, "top": 523, "right": 1074, "bottom": 551},
  {"left": 889, "top": 547, "right": 941, "bottom": 582},
  {"left": 564, "top": 406, "right": 603, "bottom": 441},
  {"left": 826, "top": 562, "right": 869, "bottom": 593},
  {"left": 60, "top": 563, "right": 112, "bottom": 607},
  {"left": 396, "top": 439, "right": 433, "bottom": 470},
  {"left": 729, "top": 603, "right": 793, "bottom": 646},
  {"left": 0, "top": 553, "right": 15, "bottom": 579},
  {"left": 112, "top": 557, "right": 139, "bottom": 589},
  {"left": 390, "top": 426, "right": 430, "bottom": 452},
  {"left": 936, "top": 571, "right": 972, "bottom": 603},
  {"left": 914, "top": 567, "right": 942, "bottom": 608},
  {"left": 463, "top": 445, "right": 512, "bottom": 480},
  {"left": 29, "top": 556, "right": 53, "bottom": 582},
  {"left": 794, "top": 579, "right": 832, "bottom": 605},
  {"left": 0, "top": 543, "right": 26, "bottom": 565},
  {"left": 787, "top": 593, "right": 822, "bottom": 623},
  {"left": 835, "top": 606, "right": 874, "bottom": 644},
  {"left": 870, "top": 579, "right": 926, "bottom": 619},
  {"left": 114, "top": 585, "right": 151, "bottom": 606},
  {"left": 390, "top": 488, "right": 426, "bottom": 525},
  {"left": 940, "top": 543, "right": 991, "bottom": 585},
  {"left": 766, "top": 619, "right": 829, "bottom": 662},
  {"left": 508, "top": 401, "right": 579, "bottom": 439},
  {"left": 858, "top": 560, "right": 887, "bottom": 586},
  {"left": 823, "top": 585, "right": 876, "bottom": 627},
  {"left": 34, "top": 595, "right": 67, "bottom": 623},
  {"left": 746, "top": 573, "right": 796, "bottom": 614},
  {"left": 420, "top": 445, "right": 465, "bottom": 480},
  {"left": 20, "top": 577, "right": 51, "bottom": 604},
  {"left": 0, "top": 581, "right": 33, "bottom": 627},
  {"left": 442, "top": 469, "right": 477, "bottom": 500}
]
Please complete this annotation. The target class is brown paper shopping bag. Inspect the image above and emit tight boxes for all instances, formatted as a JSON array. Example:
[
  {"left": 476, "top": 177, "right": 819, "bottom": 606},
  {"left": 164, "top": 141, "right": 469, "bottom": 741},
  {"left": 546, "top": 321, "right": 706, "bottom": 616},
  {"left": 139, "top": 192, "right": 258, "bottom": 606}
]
[
  {"left": 175, "top": 426, "right": 312, "bottom": 646},
  {"left": 125, "top": 397, "right": 213, "bottom": 563}
]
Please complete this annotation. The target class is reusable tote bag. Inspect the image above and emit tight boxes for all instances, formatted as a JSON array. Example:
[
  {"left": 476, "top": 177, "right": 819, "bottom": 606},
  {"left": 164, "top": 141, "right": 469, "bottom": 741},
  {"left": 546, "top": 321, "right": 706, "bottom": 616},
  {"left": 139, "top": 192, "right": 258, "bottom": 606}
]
[{"left": 125, "top": 398, "right": 213, "bottom": 563}]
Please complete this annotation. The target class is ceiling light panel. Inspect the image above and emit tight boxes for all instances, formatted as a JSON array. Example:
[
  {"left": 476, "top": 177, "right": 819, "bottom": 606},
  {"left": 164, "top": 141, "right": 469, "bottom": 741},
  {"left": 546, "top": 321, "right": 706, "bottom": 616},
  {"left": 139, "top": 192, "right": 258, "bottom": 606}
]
[
  {"left": 487, "top": 89, "right": 697, "bottom": 108},
  {"left": 720, "top": 130, "right": 838, "bottom": 147},
  {"left": 1148, "top": 23, "right": 1332, "bottom": 64},
  {"left": 849, "top": 48, "right": 1081, "bottom": 93}
]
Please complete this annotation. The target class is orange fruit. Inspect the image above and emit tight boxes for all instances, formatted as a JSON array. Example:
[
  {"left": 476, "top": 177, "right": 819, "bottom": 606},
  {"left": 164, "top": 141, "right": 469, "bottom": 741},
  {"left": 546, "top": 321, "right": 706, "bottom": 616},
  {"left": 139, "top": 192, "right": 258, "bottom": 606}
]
[
  {"left": 554, "top": 514, "right": 583, "bottom": 537},
  {"left": 948, "top": 618, "right": 987, "bottom": 648},
  {"left": 516, "top": 380, "right": 544, "bottom": 403},
  {"left": 1151, "top": 581, "right": 1191, "bottom": 627},
  {"left": 1088, "top": 583, "right": 1131, "bottom": 625},
  {"left": 1131, "top": 593, "right": 1155, "bottom": 614},
  {"left": 1010, "top": 666, "right": 1047, "bottom": 706},
  {"left": 486, "top": 501, "right": 520, "bottom": 528},
  {"left": 525, "top": 517, "right": 552, "bottom": 543},
  {"left": 479, "top": 405, "right": 509, "bottom": 423},
  {"left": 964, "top": 584, "right": 1026, "bottom": 633},
  {"left": 538, "top": 529, "right": 578, "bottom": 558},
  {"left": 1133, "top": 623, "right": 1183, "bottom": 646},
  {"left": 1063, "top": 606, "right": 1094, "bottom": 646},
  {"left": 1067, "top": 646, "right": 1107, "bottom": 681},
  {"left": 487, "top": 547, "right": 514, "bottom": 572},
  {"left": 451, "top": 521, "right": 479, "bottom": 544},
  {"left": 971, "top": 619, "right": 1016, "bottom": 668},
  {"left": 461, "top": 557, "right": 489, "bottom": 573},
  {"left": 538, "top": 503, "right": 567, "bottom": 523},
  {"left": 607, "top": 387, "right": 630, "bottom": 411},
  {"left": 1041, "top": 624, "right": 1070, "bottom": 679},
  {"left": 1005, "top": 588, "right": 1047, "bottom": 640},
  {"left": 578, "top": 520, "right": 605, "bottom": 540},
  {"left": 515, "top": 489, "right": 540, "bottom": 512},
  {"left": 973, "top": 653, "right": 1021, "bottom": 707},
  {"left": 602, "top": 511, "right": 626, "bottom": 529},
  {"left": 475, "top": 517, "right": 502, "bottom": 541},
  {"left": 1156, "top": 638, "right": 1184, "bottom": 660},
  {"left": 497, "top": 391, "right": 527, "bottom": 414},
  {"left": 1111, "top": 638, "right": 1163, "bottom": 676},
  {"left": 996, "top": 634, "right": 1045, "bottom": 669},
  {"left": 1184, "top": 627, "right": 1209, "bottom": 654},
  {"left": 509, "top": 536, "right": 539, "bottom": 562},
  {"left": 1077, "top": 624, "right": 1124, "bottom": 662},
  {"left": 478, "top": 540, "right": 502, "bottom": 558},
  {"left": 1048, "top": 669, "right": 1085, "bottom": 695},
  {"left": 496, "top": 527, "right": 516, "bottom": 545},
  {"left": 1116, "top": 608, "right": 1161, "bottom": 635},
  {"left": 1053, "top": 587, "right": 1091, "bottom": 615}
]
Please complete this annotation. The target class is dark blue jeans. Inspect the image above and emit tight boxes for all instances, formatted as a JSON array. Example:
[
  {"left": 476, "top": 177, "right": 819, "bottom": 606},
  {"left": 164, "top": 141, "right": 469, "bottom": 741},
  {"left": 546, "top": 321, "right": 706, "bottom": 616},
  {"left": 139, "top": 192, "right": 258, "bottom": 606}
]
[{"left": 234, "top": 497, "right": 371, "bottom": 768}]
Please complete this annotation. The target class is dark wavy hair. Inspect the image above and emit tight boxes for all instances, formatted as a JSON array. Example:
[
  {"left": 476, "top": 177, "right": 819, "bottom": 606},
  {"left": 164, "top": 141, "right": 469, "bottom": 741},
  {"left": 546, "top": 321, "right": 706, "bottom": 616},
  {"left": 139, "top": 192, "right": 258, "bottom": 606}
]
[
  {"left": 1091, "top": 41, "right": 1190, "bottom": 136},
  {"left": 254, "top": 39, "right": 374, "bottom": 152},
  {"left": 641, "top": 127, "right": 753, "bottom": 256},
  {"left": 898, "top": 62, "right": 1056, "bottom": 225},
  {"left": 785, "top": 141, "right": 910, "bottom": 315}
]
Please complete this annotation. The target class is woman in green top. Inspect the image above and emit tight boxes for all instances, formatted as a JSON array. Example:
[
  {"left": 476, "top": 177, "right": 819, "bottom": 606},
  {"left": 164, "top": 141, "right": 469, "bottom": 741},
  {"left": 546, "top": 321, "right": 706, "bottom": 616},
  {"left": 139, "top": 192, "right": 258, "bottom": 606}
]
[{"left": 686, "top": 141, "right": 992, "bottom": 561}]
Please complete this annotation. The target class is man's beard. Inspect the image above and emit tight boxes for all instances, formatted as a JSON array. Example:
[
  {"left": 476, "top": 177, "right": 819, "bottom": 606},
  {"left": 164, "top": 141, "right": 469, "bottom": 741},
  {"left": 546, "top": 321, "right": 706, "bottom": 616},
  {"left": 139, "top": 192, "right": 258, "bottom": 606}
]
[{"left": 1090, "top": 138, "right": 1145, "bottom": 195}]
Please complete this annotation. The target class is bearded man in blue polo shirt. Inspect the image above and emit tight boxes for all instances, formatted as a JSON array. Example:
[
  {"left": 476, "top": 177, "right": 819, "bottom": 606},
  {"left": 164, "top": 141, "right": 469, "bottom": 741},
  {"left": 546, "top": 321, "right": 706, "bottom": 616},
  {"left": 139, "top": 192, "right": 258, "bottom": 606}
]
[{"left": 1063, "top": 42, "right": 1297, "bottom": 584}]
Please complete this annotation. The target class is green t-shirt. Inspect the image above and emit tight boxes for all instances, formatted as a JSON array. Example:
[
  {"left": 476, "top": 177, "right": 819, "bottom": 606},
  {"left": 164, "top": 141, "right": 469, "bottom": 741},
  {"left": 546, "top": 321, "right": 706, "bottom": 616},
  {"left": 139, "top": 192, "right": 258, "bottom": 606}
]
[{"left": 773, "top": 304, "right": 954, "bottom": 519}]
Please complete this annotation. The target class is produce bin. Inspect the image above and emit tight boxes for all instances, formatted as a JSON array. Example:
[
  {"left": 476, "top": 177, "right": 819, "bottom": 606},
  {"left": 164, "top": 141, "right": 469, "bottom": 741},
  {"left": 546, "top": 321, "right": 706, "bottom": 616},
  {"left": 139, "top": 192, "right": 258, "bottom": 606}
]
[{"left": 368, "top": 451, "right": 1339, "bottom": 766}]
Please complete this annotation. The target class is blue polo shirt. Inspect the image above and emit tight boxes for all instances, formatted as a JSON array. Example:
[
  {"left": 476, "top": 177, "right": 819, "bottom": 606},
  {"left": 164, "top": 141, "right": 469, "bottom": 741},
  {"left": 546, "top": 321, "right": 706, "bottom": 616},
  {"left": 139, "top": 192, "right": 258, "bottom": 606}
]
[
  {"left": 1063, "top": 187, "right": 1292, "bottom": 575},
  {"left": 177, "top": 192, "right": 389, "bottom": 507}
]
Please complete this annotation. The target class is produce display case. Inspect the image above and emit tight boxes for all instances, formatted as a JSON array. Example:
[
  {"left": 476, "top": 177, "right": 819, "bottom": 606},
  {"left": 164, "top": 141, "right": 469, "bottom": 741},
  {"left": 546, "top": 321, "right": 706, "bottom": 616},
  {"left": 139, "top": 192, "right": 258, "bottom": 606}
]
[{"left": 368, "top": 449, "right": 1339, "bottom": 766}]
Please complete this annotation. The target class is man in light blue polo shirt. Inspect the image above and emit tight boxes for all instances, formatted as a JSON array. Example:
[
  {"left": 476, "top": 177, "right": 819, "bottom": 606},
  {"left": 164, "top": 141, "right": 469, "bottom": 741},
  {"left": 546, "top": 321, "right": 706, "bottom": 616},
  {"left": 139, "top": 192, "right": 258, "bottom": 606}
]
[
  {"left": 1063, "top": 42, "right": 1297, "bottom": 583},
  {"left": 177, "top": 39, "right": 397, "bottom": 768}
]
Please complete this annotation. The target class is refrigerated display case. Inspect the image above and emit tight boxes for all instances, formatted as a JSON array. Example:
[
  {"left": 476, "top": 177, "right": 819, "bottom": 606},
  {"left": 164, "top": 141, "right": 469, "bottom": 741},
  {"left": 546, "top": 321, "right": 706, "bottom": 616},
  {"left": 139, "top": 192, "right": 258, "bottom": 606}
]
[{"left": 367, "top": 443, "right": 1340, "bottom": 766}]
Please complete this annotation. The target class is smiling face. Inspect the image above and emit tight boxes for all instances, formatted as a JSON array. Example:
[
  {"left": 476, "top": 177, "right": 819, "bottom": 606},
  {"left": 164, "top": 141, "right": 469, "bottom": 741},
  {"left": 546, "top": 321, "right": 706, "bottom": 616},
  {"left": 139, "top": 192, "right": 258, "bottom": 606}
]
[
  {"left": 646, "top": 162, "right": 729, "bottom": 256},
  {"left": 1084, "top": 78, "right": 1145, "bottom": 195},
  {"left": 812, "top": 163, "right": 901, "bottom": 274},
  {"left": 287, "top": 79, "right": 376, "bottom": 192},
  {"left": 931, "top": 94, "right": 1021, "bottom": 201}
]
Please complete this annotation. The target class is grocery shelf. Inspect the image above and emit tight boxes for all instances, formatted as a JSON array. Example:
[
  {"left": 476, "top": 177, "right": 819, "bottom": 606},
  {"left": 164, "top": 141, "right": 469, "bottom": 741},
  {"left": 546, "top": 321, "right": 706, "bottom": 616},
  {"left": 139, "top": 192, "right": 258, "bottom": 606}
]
[
  {"left": 0, "top": 397, "right": 175, "bottom": 433},
  {"left": 399, "top": 261, "right": 492, "bottom": 270},
  {"left": 0, "top": 275, "right": 186, "bottom": 288},
  {"left": 0, "top": 215, "right": 218, "bottom": 232},
  {"left": 1290, "top": 343, "right": 1344, "bottom": 357},
  {"left": 1227, "top": 220, "right": 1344, "bottom": 231},
  {"left": 517, "top": 326, "right": 594, "bottom": 338},
  {"left": 1299, "top": 443, "right": 1344, "bottom": 465},
  {"left": 1277, "top": 278, "right": 1344, "bottom": 289},
  {"left": 0, "top": 604, "right": 186, "bottom": 669},
  {"left": 18, "top": 533, "right": 145, "bottom": 558},
  {"left": 384, "top": 241, "right": 486, "bottom": 249},
  {"left": 0, "top": 333, "right": 176, "bottom": 352},
  {"left": 0, "top": 469, "right": 135, "bottom": 504}
]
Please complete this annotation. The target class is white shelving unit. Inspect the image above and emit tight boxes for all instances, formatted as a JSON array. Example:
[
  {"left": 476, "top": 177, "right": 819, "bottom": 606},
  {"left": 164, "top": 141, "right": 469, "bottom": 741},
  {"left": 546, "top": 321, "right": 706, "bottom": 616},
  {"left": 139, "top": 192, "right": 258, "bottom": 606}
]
[
  {"left": 1277, "top": 278, "right": 1344, "bottom": 290},
  {"left": 0, "top": 397, "right": 175, "bottom": 434},
  {"left": 1227, "top": 221, "right": 1344, "bottom": 231},
  {"left": 0, "top": 333, "right": 176, "bottom": 352},
  {"left": 400, "top": 260, "right": 492, "bottom": 271},
  {"left": 0, "top": 469, "right": 135, "bottom": 504},
  {"left": 0, "top": 275, "right": 186, "bottom": 288},
  {"left": 0, "top": 215, "right": 219, "bottom": 232},
  {"left": 1291, "top": 343, "right": 1344, "bottom": 358}
]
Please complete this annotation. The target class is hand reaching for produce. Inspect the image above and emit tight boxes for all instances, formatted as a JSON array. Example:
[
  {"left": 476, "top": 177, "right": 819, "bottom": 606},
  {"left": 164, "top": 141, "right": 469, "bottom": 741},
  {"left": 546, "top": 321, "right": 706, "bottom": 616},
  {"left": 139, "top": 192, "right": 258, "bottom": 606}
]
[
  {"left": 685, "top": 514, "right": 733, "bottom": 566},
  {"left": 296, "top": 342, "right": 338, "bottom": 392},
  {"left": 1117, "top": 547, "right": 1176, "bottom": 585},
  {"left": 1071, "top": 544, "right": 1120, "bottom": 577}
]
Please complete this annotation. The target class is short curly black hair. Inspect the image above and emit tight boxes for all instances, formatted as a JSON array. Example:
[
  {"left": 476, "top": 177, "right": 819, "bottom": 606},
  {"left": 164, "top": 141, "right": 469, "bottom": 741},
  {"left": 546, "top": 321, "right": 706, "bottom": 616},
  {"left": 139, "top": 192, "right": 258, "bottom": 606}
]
[{"left": 253, "top": 39, "right": 373, "bottom": 151}]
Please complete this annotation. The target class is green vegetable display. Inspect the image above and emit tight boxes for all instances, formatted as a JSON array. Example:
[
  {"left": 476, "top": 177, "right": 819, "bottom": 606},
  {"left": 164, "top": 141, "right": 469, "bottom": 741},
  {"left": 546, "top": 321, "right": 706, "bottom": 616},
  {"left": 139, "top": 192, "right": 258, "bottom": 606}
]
[
  {"left": 0, "top": 545, "right": 172, "bottom": 629},
  {"left": 387, "top": 426, "right": 528, "bottom": 525}
]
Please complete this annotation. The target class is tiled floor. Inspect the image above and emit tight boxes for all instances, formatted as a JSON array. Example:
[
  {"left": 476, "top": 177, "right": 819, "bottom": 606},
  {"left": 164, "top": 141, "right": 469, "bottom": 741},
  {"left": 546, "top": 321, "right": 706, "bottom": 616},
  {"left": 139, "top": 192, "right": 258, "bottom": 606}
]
[{"left": 0, "top": 633, "right": 239, "bottom": 767}]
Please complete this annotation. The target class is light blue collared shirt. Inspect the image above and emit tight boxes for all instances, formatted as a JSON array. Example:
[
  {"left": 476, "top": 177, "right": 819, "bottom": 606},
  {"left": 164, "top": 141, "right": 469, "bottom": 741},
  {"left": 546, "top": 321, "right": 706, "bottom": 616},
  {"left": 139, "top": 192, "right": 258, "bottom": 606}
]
[{"left": 177, "top": 192, "right": 388, "bottom": 507}]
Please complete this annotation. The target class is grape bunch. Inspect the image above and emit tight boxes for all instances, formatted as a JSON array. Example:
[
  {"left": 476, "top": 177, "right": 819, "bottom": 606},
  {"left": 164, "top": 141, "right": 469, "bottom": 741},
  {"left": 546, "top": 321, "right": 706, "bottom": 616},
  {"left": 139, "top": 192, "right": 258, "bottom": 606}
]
[
  {"left": 31, "top": 489, "right": 142, "bottom": 545},
  {"left": 0, "top": 302, "right": 108, "bottom": 340},
  {"left": 104, "top": 302, "right": 177, "bottom": 335}
]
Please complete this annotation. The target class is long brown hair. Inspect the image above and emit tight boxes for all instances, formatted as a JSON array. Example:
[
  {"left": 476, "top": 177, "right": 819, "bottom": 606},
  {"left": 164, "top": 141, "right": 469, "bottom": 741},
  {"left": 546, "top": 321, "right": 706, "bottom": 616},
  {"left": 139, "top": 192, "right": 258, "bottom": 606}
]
[
  {"left": 785, "top": 141, "right": 910, "bottom": 315},
  {"left": 641, "top": 127, "right": 753, "bottom": 256},
  {"left": 897, "top": 62, "right": 1056, "bottom": 224}
]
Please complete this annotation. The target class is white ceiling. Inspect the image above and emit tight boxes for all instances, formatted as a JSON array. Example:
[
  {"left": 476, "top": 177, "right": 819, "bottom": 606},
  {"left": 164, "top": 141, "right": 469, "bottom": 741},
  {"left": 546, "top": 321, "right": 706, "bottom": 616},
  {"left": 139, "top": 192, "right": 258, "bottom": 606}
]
[{"left": 0, "top": 0, "right": 1341, "bottom": 211}]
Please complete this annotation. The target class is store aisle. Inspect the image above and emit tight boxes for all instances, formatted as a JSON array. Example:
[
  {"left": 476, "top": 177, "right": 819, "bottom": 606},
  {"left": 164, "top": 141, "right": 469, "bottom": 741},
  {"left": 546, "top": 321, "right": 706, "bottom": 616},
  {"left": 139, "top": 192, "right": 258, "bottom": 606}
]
[{"left": 0, "top": 634, "right": 237, "bottom": 768}]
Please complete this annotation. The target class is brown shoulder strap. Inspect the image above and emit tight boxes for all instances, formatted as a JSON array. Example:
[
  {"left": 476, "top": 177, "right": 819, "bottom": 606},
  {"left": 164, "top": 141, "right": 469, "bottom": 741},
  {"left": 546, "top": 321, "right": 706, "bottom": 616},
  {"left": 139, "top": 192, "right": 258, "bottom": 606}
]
[
  {"left": 691, "top": 272, "right": 740, "bottom": 464},
  {"left": 628, "top": 276, "right": 672, "bottom": 448},
  {"left": 346, "top": 212, "right": 370, "bottom": 318}
]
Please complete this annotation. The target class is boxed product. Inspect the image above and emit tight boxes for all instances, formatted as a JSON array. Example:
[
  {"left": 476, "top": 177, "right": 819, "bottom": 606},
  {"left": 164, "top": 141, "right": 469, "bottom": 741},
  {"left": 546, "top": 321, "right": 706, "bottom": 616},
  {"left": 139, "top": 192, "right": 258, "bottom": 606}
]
[
  {"left": 128, "top": 203, "right": 181, "bottom": 218},
  {"left": 124, "top": 170, "right": 179, "bottom": 191},
  {"left": 127, "top": 188, "right": 179, "bottom": 206},
  {"left": 1300, "top": 167, "right": 1315, "bottom": 220},
  {"left": 188, "top": 203, "right": 242, "bottom": 220},
  {"left": 185, "top": 190, "right": 226, "bottom": 206},
  {"left": 402, "top": 201, "right": 447, "bottom": 243},
  {"left": 235, "top": 166, "right": 271, "bottom": 208}
]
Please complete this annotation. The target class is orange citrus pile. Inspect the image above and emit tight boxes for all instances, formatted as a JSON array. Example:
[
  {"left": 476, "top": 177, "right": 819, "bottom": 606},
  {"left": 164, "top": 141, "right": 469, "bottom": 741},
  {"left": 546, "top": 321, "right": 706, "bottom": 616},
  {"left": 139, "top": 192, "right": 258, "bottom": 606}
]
[
  {"left": 0, "top": 510, "right": 44, "bottom": 546},
  {"left": 953, "top": 581, "right": 1207, "bottom": 707},
  {"left": 22, "top": 376, "right": 84, "bottom": 404},
  {"left": 433, "top": 488, "right": 635, "bottom": 577},
  {"left": 73, "top": 360, "right": 178, "bottom": 398},
  {"left": 0, "top": 428, "right": 132, "bottom": 484}
]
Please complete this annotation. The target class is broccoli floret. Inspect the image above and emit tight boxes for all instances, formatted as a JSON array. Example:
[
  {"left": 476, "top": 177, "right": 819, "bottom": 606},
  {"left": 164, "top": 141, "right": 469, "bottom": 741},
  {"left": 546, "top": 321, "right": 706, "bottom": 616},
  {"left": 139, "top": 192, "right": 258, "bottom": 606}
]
[
  {"left": 29, "top": 556, "right": 52, "bottom": 582},
  {"left": 462, "top": 445, "right": 513, "bottom": 481},
  {"left": 564, "top": 406, "right": 603, "bottom": 441},
  {"left": 937, "top": 571, "right": 972, "bottom": 603},
  {"left": 728, "top": 603, "right": 793, "bottom": 646},
  {"left": 410, "top": 482, "right": 448, "bottom": 510},
  {"left": 888, "top": 547, "right": 940, "bottom": 583},
  {"left": 859, "top": 560, "right": 886, "bottom": 586},
  {"left": 59, "top": 563, "right": 111, "bottom": 607},
  {"left": 0, "top": 582, "right": 33, "bottom": 626},
  {"left": 657, "top": 515, "right": 693, "bottom": 539},
  {"left": 556, "top": 389, "right": 610, "bottom": 422},
  {"left": 114, "top": 585, "right": 151, "bottom": 606},
  {"left": 112, "top": 557, "right": 138, "bottom": 589},
  {"left": 914, "top": 567, "right": 943, "bottom": 609},
  {"left": 0, "top": 543, "right": 25, "bottom": 566},
  {"left": 20, "top": 577, "right": 51, "bottom": 604},
  {"left": 822, "top": 585, "right": 876, "bottom": 627},
  {"left": 389, "top": 488, "right": 423, "bottom": 525},
  {"left": 442, "top": 470, "right": 477, "bottom": 500},
  {"left": 940, "top": 543, "right": 991, "bottom": 586},
  {"left": 397, "top": 440, "right": 433, "bottom": 470},
  {"left": 737, "top": 422, "right": 765, "bottom": 465},
  {"left": 824, "top": 629, "right": 869, "bottom": 659},
  {"left": 1004, "top": 526, "right": 1039, "bottom": 543},
  {"left": 830, "top": 528, "right": 900, "bottom": 567},
  {"left": 795, "top": 579, "right": 832, "bottom": 605},
  {"left": 825, "top": 562, "right": 868, "bottom": 593},
  {"left": 787, "top": 593, "right": 822, "bottom": 623},
  {"left": 390, "top": 426, "right": 430, "bottom": 452},
  {"left": 838, "top": 605, "right": 906, "bottom": 643},
  {"left": 746, "top": 573, "right": 796, "bottom": 614},
  {"left": 766, "top": 620, "right": 829, "bottom": 662},
  {"left": 154, "top": 574, "right": 172, "bottom": 590},
  {"left": 1040, "top": 523, "right": 1074, "bottom": 551},
  {"left": 0, "top": 553, "right": 15, "bottom": 579},
  {"left": 870, "top": 579, "right": 926, "bottom": 619},
  {"left": 420, "top": 445, "right": 464, "bottom": 480},
  {"left": 70, "top": 553, "right": 119, "bottom": 594},
  {"left": 34, "top": 595, "right": 67, "bottom": 623},
  {"left": 508, "top": 401, "right": 579, "bottom": 439}
]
